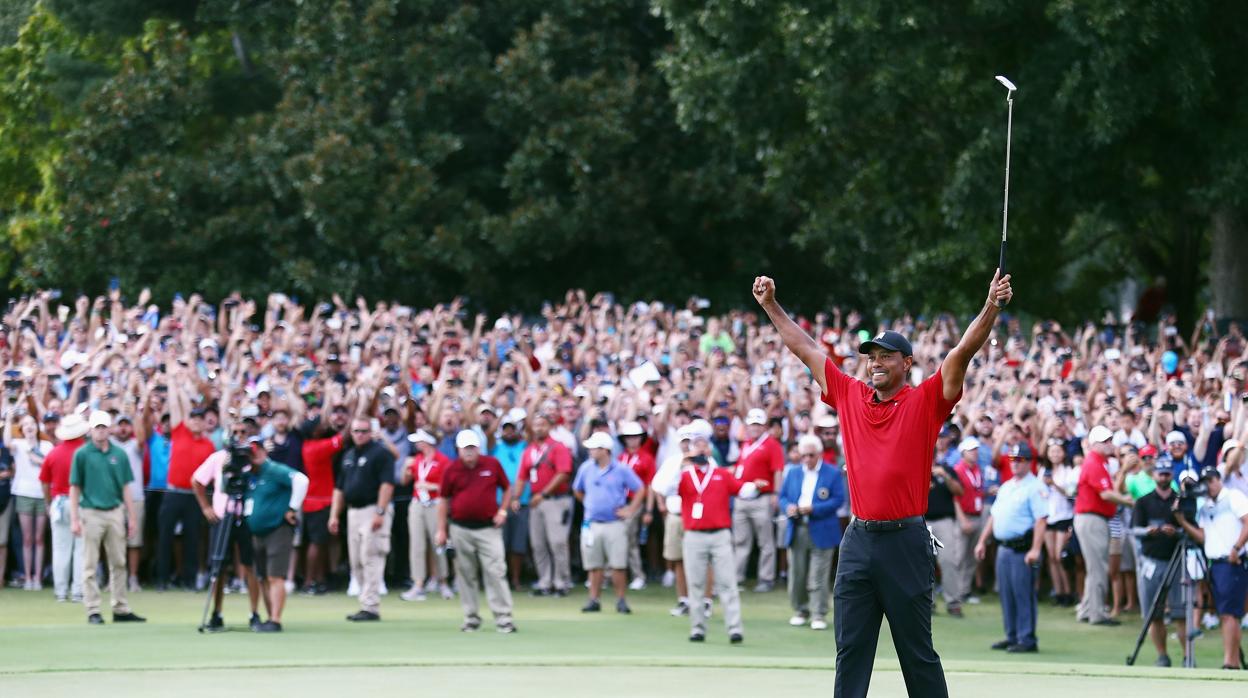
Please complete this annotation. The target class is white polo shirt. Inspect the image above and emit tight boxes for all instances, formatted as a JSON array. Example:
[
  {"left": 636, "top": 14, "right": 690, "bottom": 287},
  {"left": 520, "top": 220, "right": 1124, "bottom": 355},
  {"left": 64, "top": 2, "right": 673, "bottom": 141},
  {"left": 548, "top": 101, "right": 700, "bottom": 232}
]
[{"left": 1195, "top": 487, "right": 1248, "bottom": 559}]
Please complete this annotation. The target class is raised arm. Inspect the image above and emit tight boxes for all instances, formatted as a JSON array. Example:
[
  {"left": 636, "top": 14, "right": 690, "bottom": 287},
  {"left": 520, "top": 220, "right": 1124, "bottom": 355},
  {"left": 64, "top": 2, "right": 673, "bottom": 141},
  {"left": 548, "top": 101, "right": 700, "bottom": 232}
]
[
  {"left": 752, "top": 277, "right": 828, "bottom": 395},
  {"left": 941, "top": 270, "right": 1013, "bottom": 402}
]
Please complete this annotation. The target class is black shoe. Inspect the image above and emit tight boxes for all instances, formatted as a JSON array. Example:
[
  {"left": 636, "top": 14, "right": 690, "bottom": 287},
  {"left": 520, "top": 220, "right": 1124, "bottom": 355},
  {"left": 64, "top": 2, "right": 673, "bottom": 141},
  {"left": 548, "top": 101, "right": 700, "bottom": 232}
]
[
  {"left": 314, "top": 582, "right": 329, "bottom": 595},
  {"left": 552, "top": 588, "right": 569, "bottom": 597},
  {"left": 346, "top": 611, "right": 380, "bottom": 622},
  {"left": 616, "top": 599, "right": 632, "bottom": 614},
  {"left": 154, "top": 582, "right": 169, "bottom": 592},
  {"left": 113, "top": 612, "right": 146, "bottom": 623},
  {"left": 1007, "top": 644, "right": 1038, "bottom": 653},
  {"left": 582, "top": 599, "right": 602, "bottom": 613},
  {"left": 1091, "top": 618, "right": 1121, "bottom": 627},
  {"left": 947, "top": 605, "right": 964, "bottom": 618},
  {"left": 256, "top": 620, "right": 283, "bottom": 633},
  {"left": 207, "top": 614, "right": 225, "bottom": 632},
  {"left": 249, "top": 613, "right": 262, "bottom": 631},
  {"left": 496, "top": 622, "right": 517, "bottom": 634},
  {"left": 461, "top": 617, "right": 482, "bottom": 632},
  {"left": 87, "top": 613, "right": 104, "bottom": 625},
  {"left": 689, "top": 633, "right": 705, "bottom": 642},
  {"left": 991, "top": 639, "right": 1012, "bottom": 650},
  {"left": 530, "top": 588, "right": 552, "bottom": 597},
  {"left": 730, "top": 633, "right": 744, "bottom": 644}
]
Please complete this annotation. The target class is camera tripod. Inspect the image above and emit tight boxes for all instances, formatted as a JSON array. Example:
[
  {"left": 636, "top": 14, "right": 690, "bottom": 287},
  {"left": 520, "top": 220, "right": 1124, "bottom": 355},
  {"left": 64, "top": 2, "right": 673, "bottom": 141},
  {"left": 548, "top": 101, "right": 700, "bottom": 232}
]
[
  {"left": 197, "top": 494, "right": 247, "bottom": 633},
  {"left": 1126, "top": 533, "right": 1247, "bottom": 668}
]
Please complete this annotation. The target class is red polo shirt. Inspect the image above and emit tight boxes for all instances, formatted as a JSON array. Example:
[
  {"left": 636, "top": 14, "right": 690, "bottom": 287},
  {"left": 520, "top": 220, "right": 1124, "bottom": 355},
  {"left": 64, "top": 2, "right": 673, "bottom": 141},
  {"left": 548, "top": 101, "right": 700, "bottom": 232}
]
[
  {"left": 678, "top": 465, "right": 745, "bottom": 530},
  {"left": 441, "top": 455, "right": 510, "bottom": 524},
  {"left": 620, "top": 449, "right": 656, "bottom": 498},
  {"left": 39, "top": 437, "right": 85, "bottom": 498},
  {"left": 734, "top": 434, "right": 784, "bottom": 494},
  {"left": 167, "top": 423, "right": 217, "bottom": 490},
  {"left": 408, "top": 450, "right": 450, "bottom": 500},
  {"left": 953, "top": 458, "right": 985, "bottom": 516},
  {"left": 517, "top": 438, "right": 572, "bottom": 496},
  {"left": 821, "top": 358, "right": 960, "bottom": 520},
  {"left": 1075, "top": 450, "right": 1116, "bottom": 518},
  {"left": 301, "top": 433, "right": 344, "bottom": 513}
]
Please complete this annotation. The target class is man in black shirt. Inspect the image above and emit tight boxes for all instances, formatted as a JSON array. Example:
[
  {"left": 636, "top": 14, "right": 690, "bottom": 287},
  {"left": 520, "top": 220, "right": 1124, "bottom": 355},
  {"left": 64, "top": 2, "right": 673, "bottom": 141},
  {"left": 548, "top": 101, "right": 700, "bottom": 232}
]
[
  {"left": 1130, "top": 462, "right": 1186, "bottom": 667},
  {"left": 329, "top": 418, "right": 395, "bottom": 622},
  {"left": 927, "top": 458, "right": 964, "bottom": 617}
]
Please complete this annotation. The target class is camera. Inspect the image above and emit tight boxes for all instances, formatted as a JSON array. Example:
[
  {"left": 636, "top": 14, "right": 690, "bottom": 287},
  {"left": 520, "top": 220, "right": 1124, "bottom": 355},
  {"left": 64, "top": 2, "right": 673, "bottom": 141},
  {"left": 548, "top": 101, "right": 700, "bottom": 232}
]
[
  {"left": 222, "top": 442, "right": 254, "bottom": 498},
  {"left": 1177, "top": 472, "right": 1206, "bottom": 521}
]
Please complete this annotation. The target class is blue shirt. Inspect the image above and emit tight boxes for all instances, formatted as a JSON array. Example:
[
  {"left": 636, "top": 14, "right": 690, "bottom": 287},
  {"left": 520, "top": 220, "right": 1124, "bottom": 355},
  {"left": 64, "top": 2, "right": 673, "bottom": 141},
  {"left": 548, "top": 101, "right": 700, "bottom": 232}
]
[
  {"left": 573, "top": 461, "right": 642, "bottom": 523},
  {"left": 492, "top": 439, "right": 528, "bottom": 505},
  {"left": 148, "top": 432, "right": 171, "bottom": 490},
  {"left": 990, "top": 473, "right": 1047, "bottom": 541}
]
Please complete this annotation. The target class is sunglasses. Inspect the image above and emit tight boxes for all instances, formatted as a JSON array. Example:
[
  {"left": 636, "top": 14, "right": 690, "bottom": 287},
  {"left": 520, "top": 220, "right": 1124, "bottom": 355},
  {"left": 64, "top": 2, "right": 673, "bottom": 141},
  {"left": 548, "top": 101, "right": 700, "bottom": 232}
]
[{"left": 350, "top": 428, "right": 370, "bottom": 434}]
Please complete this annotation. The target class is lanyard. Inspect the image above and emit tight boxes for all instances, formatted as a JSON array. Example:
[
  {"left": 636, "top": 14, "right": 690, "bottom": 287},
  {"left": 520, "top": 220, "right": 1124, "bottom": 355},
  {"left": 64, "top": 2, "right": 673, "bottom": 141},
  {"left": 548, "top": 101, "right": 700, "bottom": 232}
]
[
  {"left": 528, "top": 444, "right": 548, "bottom": 468},
  {"left": 961, "top": 463, "right": 982, "bottom": 491},
  {"left": 417, "top": 455, "right": 437, "bottom": 483},
  {"left": 688, "top": 466, "right": 714, "bottom": 500},
  {"left": 739, "top": 434, "right": 768, "bottom": 462},
  {"left": 622, "top": 453, "right": 639, "bottom": 471}
]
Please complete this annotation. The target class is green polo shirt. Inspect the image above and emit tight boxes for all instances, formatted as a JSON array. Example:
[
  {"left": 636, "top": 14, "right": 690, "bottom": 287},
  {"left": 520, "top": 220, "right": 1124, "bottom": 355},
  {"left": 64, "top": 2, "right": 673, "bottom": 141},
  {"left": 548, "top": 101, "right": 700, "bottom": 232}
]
[
  {"left": 70, "top": 441, "right": 133, "bottom": 510},
  {"left": 246, "top": 460, "right": 297, "bottom": 537},
  {"left": 1125, "top": 470, "right": 1178, "bottom": 501}
]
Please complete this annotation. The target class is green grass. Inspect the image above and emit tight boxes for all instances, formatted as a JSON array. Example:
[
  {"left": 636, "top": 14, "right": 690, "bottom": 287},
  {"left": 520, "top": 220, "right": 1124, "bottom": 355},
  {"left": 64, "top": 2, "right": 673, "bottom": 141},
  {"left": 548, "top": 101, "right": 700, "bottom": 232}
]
[{"left": 1, "top": 584, "right": 1244, "bottom": 696}]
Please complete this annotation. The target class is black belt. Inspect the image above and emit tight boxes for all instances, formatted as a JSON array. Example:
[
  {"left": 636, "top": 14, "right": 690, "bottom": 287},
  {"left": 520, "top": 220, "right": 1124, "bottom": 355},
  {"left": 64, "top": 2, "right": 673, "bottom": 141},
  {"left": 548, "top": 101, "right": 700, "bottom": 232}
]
[
  {"left": 688, "top": 527, "right": 729, "bottom": 534},
  {"left": 853, "top": 515, "right": 924, "bottom": 532},
  {"left": 1000, "top": 531, "right": 1033, "bottom": 552},
  {"left": 451, "top": 519, "right": 493, "bottom": 530}
]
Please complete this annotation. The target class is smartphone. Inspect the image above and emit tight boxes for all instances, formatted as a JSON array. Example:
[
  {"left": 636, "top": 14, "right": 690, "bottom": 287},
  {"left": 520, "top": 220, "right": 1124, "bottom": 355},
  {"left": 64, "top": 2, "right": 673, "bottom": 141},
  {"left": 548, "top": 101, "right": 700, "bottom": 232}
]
[{"left": 109, "top": 277, "right": 120, "bottom": 293}]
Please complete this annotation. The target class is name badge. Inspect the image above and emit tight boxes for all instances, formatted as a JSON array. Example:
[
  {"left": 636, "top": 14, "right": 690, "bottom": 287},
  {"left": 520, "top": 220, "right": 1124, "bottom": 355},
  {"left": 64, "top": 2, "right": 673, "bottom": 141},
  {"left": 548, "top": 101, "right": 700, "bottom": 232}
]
[
  {"left": 243, "top": 499, "right": 254, "bottom": 516},
  {"left": 691, "top": 502, "right": 704, "bottom": 520},
  {"left": 417, "top": 489, "right": 431, "bottom": 504},
  {"left": 530, "top": 468, "right": 539, "bottom": 484}
]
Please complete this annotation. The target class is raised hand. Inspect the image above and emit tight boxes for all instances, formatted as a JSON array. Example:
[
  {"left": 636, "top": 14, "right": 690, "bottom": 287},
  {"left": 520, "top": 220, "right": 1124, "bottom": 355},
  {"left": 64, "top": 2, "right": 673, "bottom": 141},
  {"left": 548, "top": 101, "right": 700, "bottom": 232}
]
[
  {"left": 988, "top": 268, "right": 1013, "bottom": 308},
  {"left": 752, "top": 276, "right": 776, "bottom": 307}
]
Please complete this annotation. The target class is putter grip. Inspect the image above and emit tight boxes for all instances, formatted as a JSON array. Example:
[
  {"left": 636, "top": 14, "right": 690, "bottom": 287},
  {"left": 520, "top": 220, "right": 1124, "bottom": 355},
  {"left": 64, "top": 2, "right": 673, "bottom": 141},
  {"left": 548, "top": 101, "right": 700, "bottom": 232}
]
[{"left": 996, "top": 240, "right": 1007, "bottom": 308}]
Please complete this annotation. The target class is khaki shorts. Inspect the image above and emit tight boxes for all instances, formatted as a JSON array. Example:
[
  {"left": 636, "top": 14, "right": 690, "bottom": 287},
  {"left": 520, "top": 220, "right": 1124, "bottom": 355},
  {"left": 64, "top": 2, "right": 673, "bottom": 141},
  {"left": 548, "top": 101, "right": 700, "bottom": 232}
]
[
  {"left": 1108, "top": 535, "right": 1123, "bottom": 557},
  {"left": 581, "top": 520, "right": 628, "bottom": 570},
  {"left": 253, "top": 525, "right": 295, "bottom": 580},
  {"left": 15, "top": 495, "right": 46, "bottom": 516},
  {"left": 663, "top": 513, "right": 684, "bottom": 562},
  {"left": 126, "top": 499, "right": 145, "bottom": 548}
]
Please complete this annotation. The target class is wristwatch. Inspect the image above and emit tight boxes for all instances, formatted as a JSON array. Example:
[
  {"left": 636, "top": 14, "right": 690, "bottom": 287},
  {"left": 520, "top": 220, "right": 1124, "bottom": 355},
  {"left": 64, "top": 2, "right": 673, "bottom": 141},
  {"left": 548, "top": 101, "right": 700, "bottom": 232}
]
[{"left": 375, "top": 506, "right": 386, "bottom": 515}]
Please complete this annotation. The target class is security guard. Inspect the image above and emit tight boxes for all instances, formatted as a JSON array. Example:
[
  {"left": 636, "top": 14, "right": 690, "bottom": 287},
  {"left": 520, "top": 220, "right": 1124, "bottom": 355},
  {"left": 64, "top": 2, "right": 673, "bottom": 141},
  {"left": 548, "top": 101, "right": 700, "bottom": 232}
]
[
  {"left": 975, "top": 443, "right": 1047, "bottom": 653},
  {"left": 329, "top": 417, "right": 395, "bottom": 622}
]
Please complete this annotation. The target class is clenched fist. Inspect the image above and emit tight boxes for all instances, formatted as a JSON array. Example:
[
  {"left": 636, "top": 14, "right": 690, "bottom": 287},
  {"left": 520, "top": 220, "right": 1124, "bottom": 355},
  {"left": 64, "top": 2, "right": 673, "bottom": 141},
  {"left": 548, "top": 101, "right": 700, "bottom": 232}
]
[
  {"left": 752, "top": 276, "right": 776, "bottom": 307},
  {"left": 988, "top": 268, "right": 1013, "bottom": 308}
]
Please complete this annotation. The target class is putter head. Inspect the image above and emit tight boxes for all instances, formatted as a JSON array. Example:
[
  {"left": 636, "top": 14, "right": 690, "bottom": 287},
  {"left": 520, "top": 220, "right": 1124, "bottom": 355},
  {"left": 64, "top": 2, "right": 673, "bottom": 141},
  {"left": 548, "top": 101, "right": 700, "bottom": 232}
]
[{"left": 995, "top": 75, "right": 1017, "bottom": 92}]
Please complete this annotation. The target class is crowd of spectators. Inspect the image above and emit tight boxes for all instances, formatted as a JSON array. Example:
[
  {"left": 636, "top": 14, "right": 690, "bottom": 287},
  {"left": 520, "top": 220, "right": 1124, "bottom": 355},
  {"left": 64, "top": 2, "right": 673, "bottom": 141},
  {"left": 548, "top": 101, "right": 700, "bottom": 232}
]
[{"left": 0, "top": 286, "right": 1244, "bottom": 657}]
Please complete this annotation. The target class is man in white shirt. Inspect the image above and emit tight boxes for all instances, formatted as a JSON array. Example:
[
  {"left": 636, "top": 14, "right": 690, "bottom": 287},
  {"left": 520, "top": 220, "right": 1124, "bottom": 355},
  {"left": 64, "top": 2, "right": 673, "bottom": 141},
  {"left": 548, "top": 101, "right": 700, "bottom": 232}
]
[
  {"left": 111, "top": 416, "right": 145, "bottom": 592},
  {"left": 1176, "top": 466, "right": 1248, "bottom": 670},
  {"left": 1112, "top": 409, "right": 1148, "bottom": 450}
]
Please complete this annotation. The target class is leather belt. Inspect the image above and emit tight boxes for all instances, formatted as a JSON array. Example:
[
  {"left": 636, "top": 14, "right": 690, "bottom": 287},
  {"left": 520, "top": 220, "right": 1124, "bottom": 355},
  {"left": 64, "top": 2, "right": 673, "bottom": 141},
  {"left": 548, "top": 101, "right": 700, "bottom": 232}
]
[{"left": 852, "top": 515, "right": 924, "bottom": 532}]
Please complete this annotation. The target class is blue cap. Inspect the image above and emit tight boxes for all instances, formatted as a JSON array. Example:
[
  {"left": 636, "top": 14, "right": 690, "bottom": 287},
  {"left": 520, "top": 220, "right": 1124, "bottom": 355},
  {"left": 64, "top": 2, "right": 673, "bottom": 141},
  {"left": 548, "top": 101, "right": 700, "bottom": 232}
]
[
  {"left": 1006, "top": 443, "right": 1033, "bottom": 460},
  {"left": 859, "top": 330, "right": 914, "bottom": 357},
  {"left": 1153, "top": 461, "right": 1174, "bottom": 475}
]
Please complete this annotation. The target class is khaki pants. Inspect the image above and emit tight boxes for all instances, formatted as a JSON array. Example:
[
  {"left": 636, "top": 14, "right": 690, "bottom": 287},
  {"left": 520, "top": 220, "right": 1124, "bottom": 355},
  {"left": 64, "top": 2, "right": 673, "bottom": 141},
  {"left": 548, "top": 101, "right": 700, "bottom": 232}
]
[
  {"left": 683, "top": 529, "right": 742, "bottom": 636},
  {"left": 788, "top": 522, "right": 834, "bottom": 617},
  {"left": 1075, "top": 513, "right": 1110, "bottom": 623},
  {"left": 733, "top": 496, "right": 776, "bottom": 584},
  {"left": 929, "top": 517, "right": 961, "bottom": 606},
  {"left": 81, "top": 507, "right": 129, "bottom": 616},
  {"left": 529, "top": 496, "right": 572, "bottom": 591},
  {"left": 624, "top": 507, "right": 644, "bottom": 580},
  {"left": 450, "top": 524, "right": 514, "bottom": 625},
  {"left": 407, "top": 502, "right": 447, "bottom": 585},
  {"left": 347, "top": 506, "right": 392, "bottom": 614},
  {"left": 126, "top": 499, "right": 145, "bottom": 548},
  {"left": 953, "top": 514, "right": 984, "bottom": 601}
]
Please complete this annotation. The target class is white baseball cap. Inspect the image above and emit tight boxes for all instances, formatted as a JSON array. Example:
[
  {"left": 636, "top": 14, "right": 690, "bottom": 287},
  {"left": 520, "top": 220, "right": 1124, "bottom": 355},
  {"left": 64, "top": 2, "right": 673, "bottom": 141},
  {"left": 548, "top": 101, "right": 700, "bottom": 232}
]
[
  {"left": 408, "top": 429, "right": 436, "bottom": 446},
  {"left": 1221, "top": 439, "right": 1241, "bottom": 458},
  {"left": 958, "top": 436, "right": 981, "bottom": 453},
  {"left": 814, "top": 414, "right": 839, "bottom": 429},
  {"left": 687, "top": 419, "right": 713, "bottom": 441},
  {"left": 88, "top": 410, "right": 113, "bottom": 429},
  {"left": 1165, "top": 430, "right": 1187, "bottom": 445},
  {"left": 617, "top": 421, "right": 645, "bottom": 437},
  {"left": 1088, "top": 425, "right": 1113, "bottom": 444},
  {"left": 494, "top": 317, "right": 513, "bottom": 332},
  {"left": 584, "top": 432, "right": 614, "bottom": 451},
  {"left": 455, "top": 430, "right": 481, "bottom": 450},
  {"left": 745, "top": 408, "right": 767, "bottom": 426}
]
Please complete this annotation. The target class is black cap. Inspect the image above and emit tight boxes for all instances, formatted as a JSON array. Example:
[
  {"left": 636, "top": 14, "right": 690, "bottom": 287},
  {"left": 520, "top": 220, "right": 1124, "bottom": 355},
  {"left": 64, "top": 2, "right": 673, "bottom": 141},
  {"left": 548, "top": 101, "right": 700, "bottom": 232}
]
[
  {"left": 1007, "top": 443, "right": 1033, "bottom": 460},
  {"left": 189, "top": 407, "right": 208, "bottom": 417},
  {"left": 1199, "top": 465, "right": 1221, "bottom": 482},
  {"left": 859, "top": 330, "right": 914, "bottom": 357}
]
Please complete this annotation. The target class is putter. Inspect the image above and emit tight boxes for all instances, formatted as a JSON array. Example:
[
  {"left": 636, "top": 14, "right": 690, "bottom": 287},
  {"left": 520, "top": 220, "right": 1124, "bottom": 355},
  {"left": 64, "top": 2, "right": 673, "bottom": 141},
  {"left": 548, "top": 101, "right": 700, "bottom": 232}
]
[{"left": 994, "top": 75, "right": 1016, "bottom": 307}]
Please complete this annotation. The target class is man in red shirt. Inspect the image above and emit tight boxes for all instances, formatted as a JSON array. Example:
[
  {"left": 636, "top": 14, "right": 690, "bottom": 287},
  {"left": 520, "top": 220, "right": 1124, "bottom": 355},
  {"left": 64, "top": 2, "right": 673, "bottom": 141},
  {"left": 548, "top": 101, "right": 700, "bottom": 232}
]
[
  {"left": 952, "top": 437, "right": 987, "bottom": 608},
  {"left": 400, "top": 429, "right": 451, "bottom": 601},
  {"left": 299, "top": 426, "right": 344, "bottom": 595},
  {"left": 617, "top": 421, "right": 656, "bottom": 590},
  {"left": 436, "top": 430, "right": 516, "bottom": 633},
  {"left": 733, "top": 408, "right": 785, "bottom": 591},
  {"left": 755, "top": 269, "right": 1012, "bottom": 698},
  {"left": 156, "top": 372, "right": 218, "bottom": 590},
  {"left": 511, "top": 414, "right": 573, "bottom": 595},
  {"left": 41, "top": 414, "right": 88, "bottom": 601},
  {"left": 1074, "top": 425, "right": 1133, "bottom": 626}
]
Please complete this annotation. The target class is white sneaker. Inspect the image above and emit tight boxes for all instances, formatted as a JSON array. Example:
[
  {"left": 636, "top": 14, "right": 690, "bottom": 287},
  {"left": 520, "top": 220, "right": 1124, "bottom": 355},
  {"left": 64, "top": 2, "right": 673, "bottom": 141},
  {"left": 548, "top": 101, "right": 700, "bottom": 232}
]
[
  {"left": 439, "top": 584, "right": 455, "bottom": 600},
  {"left": 1202, "top": 612, "right": 1220, "bottom": 630},
  {"left": 811, "top": 617, "right": 828, "bottom": 631},
  {"left": 965, "top": 595, "right": 981, "bottom": 605},
  {"left": 703, "top": 598, "right": 713, "bottom": 618},
  {"left": 284, "top": 580, "right": 295, "bottom": 594},
  {"left": 380, "top": 581, "right": 388, "bottom": 596},
  {"left": 1241, "top": 615, "right": 1248, "bottom": 631},
  {"left": 23, "top": 580, "right": 34, "bottom": 591},
  {"left": 789, "top": 614, "right": 809, "bottom": 627},
  {"left": 347, "top": 577, "right": 360, "bottom": 597},
  {"left": 400, "top": 588, "right": 427, "bottom": 602},
  {"left": 670, "top": 599, "right": 690, "bottom": 616},
  {"left": 661, "top": 570, "right": 676, "bottom": 588},
  {"left": 424, "top": 577, "right": 439, "bottom": 593},
  {"left": 128, "top": 577, "right": 141, "bottom": 593},
  {"left": 628, "top": 576, "right": 646, "bottom": 591}
]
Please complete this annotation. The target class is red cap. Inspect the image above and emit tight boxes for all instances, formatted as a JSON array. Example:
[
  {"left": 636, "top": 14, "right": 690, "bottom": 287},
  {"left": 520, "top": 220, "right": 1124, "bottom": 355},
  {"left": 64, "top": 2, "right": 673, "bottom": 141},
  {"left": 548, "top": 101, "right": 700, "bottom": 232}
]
[{"left": 1139, "top": 445, "right": 1158, "bottom": 457}]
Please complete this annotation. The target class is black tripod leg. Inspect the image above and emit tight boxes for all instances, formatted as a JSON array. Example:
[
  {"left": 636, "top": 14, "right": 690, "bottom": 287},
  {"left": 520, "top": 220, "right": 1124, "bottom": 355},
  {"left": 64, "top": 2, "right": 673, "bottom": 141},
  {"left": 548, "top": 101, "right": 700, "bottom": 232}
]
[
  {"left": 1126, "top": 545, "right": 1181, "bottom": 666},
  {"left": 198, "top": 511, "right": 236, "bottom": 632}
]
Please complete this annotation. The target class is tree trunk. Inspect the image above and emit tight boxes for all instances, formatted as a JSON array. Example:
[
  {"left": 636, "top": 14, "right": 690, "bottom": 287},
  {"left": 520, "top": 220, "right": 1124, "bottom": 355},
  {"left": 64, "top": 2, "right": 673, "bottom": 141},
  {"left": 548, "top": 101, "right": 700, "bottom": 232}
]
[{"left": 1210, "top": 208, "right": 1248, "bottom": 324}]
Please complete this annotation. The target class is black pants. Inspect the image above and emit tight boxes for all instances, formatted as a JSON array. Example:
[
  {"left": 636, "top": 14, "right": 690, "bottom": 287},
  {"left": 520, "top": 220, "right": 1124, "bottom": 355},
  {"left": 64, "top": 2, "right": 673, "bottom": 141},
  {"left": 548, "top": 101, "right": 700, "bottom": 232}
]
[
  {"left": 157, "top": 492, "right": 204, "bottom": 586},
  {"left": 833, "top": 521, "right": 947, "bottom": 698}
]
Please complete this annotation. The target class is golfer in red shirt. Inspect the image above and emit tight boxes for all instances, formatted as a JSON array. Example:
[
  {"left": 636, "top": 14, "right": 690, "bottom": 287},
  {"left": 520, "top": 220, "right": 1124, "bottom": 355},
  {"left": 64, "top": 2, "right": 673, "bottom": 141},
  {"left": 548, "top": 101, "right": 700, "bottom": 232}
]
[{"left": 755, "top": 270, "right": 1012, "bottom": 698}]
